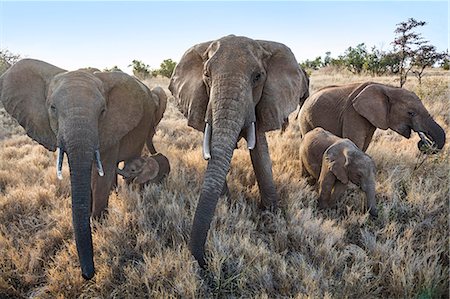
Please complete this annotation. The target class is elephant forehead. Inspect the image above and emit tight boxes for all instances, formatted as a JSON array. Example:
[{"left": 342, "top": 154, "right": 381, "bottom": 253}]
[{"left": 51, "top": 71, "right": 104, "bottom": 93}]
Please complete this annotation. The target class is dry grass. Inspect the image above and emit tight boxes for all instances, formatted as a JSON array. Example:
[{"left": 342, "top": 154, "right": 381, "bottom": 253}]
[{"left": 0, "top": 70, "right": 448, "bottom": 298}]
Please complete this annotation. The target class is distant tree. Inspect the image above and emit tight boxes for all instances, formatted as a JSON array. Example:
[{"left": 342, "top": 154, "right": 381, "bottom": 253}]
[
  {"left": 323, "top": 51, "right": 332, "bottom": 67},
  {"left": 412, "top": 45, "right": 448, "bottom": 84},
  {"left": 129, "top": 60, "right": 151, "bottom": 79},
  {"left": 342, "top": 43, "right": 367, "bottom": 74},
  {"left": 299, "top": 56, "right": 322, "bottom": 70},
  {"left": 392, "top": 18, "right": 427, "bottom": 87},
  {"left": 0, "top": 49, "right": 21, "bottom": 75},
  {"left": 441, "top": 54, "right": 450, "bottom": 70},
  {"left": 152, "top": 59, "right": 177, "bottom": 78},
  {"left": 364, "top": 47, "right": 387, "bottom": 76},
  {"left": 103, "top": 65, "right": 122, "bottom": 72}
]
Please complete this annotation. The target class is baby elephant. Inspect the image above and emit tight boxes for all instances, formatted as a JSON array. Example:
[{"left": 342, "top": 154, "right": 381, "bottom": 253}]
[
  {"left": 117, "top": 153, "right": 170, "bottom": 188},
  {"left": 300, "top": 128, "right": 378, "bottom": 217}
]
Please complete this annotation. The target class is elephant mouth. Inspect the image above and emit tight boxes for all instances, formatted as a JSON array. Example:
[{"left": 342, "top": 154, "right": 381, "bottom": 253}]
[
  {"left": 417, "top": 132, "right": 439, "bottom": 154},
  {"left": 56, "top": 147, "right": 104, "bottom": 180},
  {"left": 202, "top": 121, "right": 256, "bottom": 160}
]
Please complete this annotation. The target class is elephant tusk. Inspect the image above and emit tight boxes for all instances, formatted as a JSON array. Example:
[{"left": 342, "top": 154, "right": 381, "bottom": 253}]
[
  {"left": 56, "top": 147, "right": 64, "bottom": 180},
  {"left": 94, "top": 150, "right": 105, "bottom": 177},
  {"left": 246, "top": 122, "right": 256, "bottom": 150},
  {"left": 418, "top": 132, "right": 433, "bottom": 147},
  {"left": 203, "top": 122, "right": 212, "bottom": 160}
]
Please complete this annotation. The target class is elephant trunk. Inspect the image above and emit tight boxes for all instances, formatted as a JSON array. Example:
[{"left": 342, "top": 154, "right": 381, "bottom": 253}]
[
  {"left": 191, "top": 91, "right": 245, "bottom": 267},
  {"left": 423, "top": 117, "right": 446, "bottom": 150},
  {"left": 363, "top": 182, "right": 377, "bottom": 218},
  {"left": 63, "top": 122, "right": 99, "bottom": 280}
]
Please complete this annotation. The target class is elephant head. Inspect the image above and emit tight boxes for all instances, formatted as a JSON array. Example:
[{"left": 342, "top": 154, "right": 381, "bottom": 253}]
[
  {"left": 322, "top": 140, "right": 377, "bottom": 217},
  {"left": 117, "top": 153, "right": 170, "bottom": 185},
  {"left": 351, "top": 83, "right": 446, "bottom": 152},
  {"left": 169, "top": 35, "right": 309, "bottom": 267},
  {"left": 0, "top": 59, "right": 148, "bottom": 279}
]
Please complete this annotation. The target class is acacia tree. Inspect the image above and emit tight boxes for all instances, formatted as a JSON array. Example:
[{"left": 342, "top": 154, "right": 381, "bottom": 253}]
[
  {"left": 392, "top": 18, "right": 426, "bottom": 87},
  {"left": 412, "top": 45, "right": 447, "bottom": 85}
]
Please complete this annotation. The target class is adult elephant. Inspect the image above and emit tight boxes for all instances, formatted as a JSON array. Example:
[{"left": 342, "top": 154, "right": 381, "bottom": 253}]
[
  {"left": 169, "top": 35, "right": 309, "bottom": 267},
  {"left": 298, "top": 82, "right": 446, "bottom": 152},
  {"left": 0, "top": 59, "right": 167, "bottom": 279}
]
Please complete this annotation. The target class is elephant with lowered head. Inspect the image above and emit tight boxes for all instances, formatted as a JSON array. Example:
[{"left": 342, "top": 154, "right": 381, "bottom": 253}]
[
  {"left": 300, "top": 128, "right": 378, "bottom": 217},
  {"left": 117, "top": 153, "right": 171, "bottom": 187},
  {"left": 0, "top": 59, "right": 167, "bottom": 279},
  {"left": 169, "top": 35, "right": 309, "bottom": 267},
  {"left": 298, "top": 82, "right": 446, "bottom": 152}
]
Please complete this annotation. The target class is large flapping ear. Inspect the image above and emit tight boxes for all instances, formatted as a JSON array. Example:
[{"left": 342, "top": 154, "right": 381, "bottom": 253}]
[
  {"left": 94, "top": 72, "right": 145, "bottom": 150},
  {"left": 152, "top": 152, "right": 171, "bottom": 177},
  {"left": 0, "top": 59, "right": 66, "bottom": 151},
  {"left": 151, "top": 86, "right": 167, "bottom": 126},
  {"left": 135, "top": 157, "right": 159, "bottom": 184},
  {"left": 256, "top": 40, "right": 309, "bottom": 132},
  {"left": 169, "top": 41, "right": 212, "bottom": 132},
  {"left": 324, "top": 144, "right": 349, "bottom": 184},
  {"left": 351, "top": 83, "right": 389, "bottom": 130}
]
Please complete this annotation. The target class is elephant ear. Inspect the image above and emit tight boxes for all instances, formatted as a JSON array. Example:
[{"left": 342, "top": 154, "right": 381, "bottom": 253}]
[
  {"left": 151, "top": 86, "right": 167, "bottom": 126},
  {"left": 256, "top": 40, "right": 309, "bottom": 132},
  {"left": 351, "top": 83, "right": 389, "bottom": 130},
  {"left": 136, "top": 157, "right": 159, "bottom": 184},
  {"left": 169, "top": 41, "right": 212, "bottom": 132},
  {"left": 95, "top": 72, "right": 145, "bottom": 150},
  {"left": 0, "top": 59, "right": 65, "bottom": 151},
  {"left": 324, "top": 143, "right": 349, "bottom": 184}
]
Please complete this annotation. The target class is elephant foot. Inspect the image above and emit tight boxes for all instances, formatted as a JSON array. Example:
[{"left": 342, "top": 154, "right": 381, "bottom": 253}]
[{"left": 260, "top": 196, "right": 279, "bottom": 212}]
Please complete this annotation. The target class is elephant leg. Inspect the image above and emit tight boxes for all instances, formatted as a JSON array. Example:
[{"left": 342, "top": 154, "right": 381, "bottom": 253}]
[
  {"left": 318, "top": 170, "right": 336, "bottom": 210},
  {"left": 330, "top": 181, "right": 347, "bottom": 208},
  {"left": 249, "top": 129, "right": 279, "bottom": 210},
  {"left": 91, "top": 146, "right": 119, "bottom": 219}
]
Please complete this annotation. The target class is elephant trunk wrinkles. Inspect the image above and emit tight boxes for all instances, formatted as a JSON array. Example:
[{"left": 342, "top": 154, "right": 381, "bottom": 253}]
[
  {"left": 363, "top": 182, "right": 377, "bottom": 218},
  {"left": 64, "top": 123, "right": 98, "bottom": 280},
  {"left": 424, "top": 116, "right": 446, "bottom": 150},
  {"left": 190, "top": 92, "right": 245, "bottom": 267}
]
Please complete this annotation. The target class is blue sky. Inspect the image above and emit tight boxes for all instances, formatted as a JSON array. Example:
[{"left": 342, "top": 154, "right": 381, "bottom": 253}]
[{"left": 0, "top": 1, "right": 448, "bottom": 73}]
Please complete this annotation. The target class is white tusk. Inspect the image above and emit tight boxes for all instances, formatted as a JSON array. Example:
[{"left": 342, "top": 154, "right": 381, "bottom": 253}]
[
  {"left": 203, "top": 122, "right": 212, "bottom": 160},
  {"left": 246, "top": 122, "right": 256, "bottom": 150},
  {"left": 56, "top": 147, "right": 64, "bottom": 180},
  {"left": 418, "top": 132, "right": 433, "bottom": 147},
  {"left": 94, "top": 150, "right": 104, "bottom": 177}
]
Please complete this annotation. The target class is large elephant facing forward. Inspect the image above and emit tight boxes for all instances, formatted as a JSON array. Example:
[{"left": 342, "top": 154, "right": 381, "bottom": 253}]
[
  {"left": 169, "top": 35, "right": 309, "bottom": 267},
  {"left": 298, "top": 82, "right": 446, "bottom": 152},
  {"left": 0, "top": 59, "right": 167, "bottom": 279}
]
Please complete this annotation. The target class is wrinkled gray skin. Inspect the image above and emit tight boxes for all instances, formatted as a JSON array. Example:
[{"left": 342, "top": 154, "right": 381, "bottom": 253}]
[
  {"left": 169, "top": 35, "right": 309, "bottom": 267},
  {"left": 300, "top": 128, "right": 378, "bottom": 217},
  {"left": 117, "top": 153, "right": 171, "bottom": 187},
  {"left": 0, "top": 59, "right": 167, "bottom": 280},
  {"left": 298, "top": 82, "right": 446, "bottom": 152}
]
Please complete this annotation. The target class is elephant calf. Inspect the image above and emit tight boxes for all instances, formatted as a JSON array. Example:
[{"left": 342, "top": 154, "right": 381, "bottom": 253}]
[
  {"left": 300, "top": 127, "right": 378, "bottom": 217},
  {"left": 117, "top": 153, "right": 170, "bottom": 188}
]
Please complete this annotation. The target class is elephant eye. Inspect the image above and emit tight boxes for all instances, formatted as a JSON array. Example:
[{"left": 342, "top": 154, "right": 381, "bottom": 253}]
[
  {"left": 252, "top": 72, "right": 262, "bottom": 84},
  {"left": 50, "top": 104, "right": 57, "bottom": 113},
  {"left": 408, "top": 111, "right": 417, "bottom": 117},
  {"left": 100, "top": 107, "right": 106, "bottom": 117}
]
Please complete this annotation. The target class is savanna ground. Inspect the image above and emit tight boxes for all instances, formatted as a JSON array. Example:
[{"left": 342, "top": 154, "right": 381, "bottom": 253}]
[{"left": 0, "top": 68, "right": 448, "bottom": 298}]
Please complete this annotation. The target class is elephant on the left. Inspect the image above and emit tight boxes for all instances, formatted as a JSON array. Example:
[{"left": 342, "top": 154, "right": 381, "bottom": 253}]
[{"left": 0, "top": 59, "right": 167, "bottom": 280}]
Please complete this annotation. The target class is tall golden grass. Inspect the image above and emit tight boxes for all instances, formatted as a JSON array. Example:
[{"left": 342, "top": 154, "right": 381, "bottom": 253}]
[{"left": 0, "top": 70, "right": 448, "bottom": 298}]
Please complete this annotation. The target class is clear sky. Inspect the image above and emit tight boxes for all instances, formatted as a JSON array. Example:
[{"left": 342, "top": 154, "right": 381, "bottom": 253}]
[{"left": 0, "top": 1, "right": 448, "bottom": 74}]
